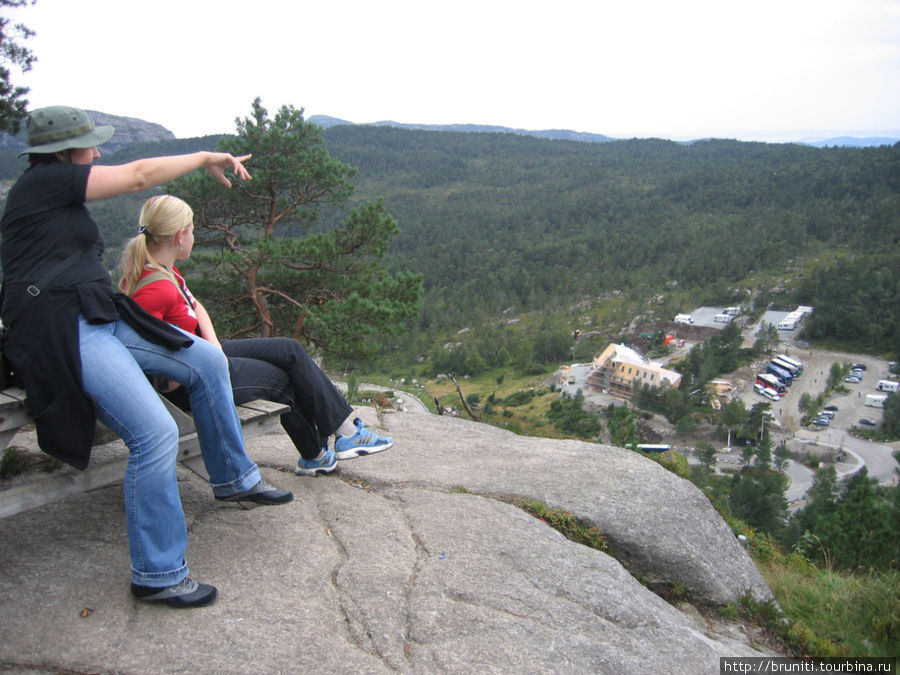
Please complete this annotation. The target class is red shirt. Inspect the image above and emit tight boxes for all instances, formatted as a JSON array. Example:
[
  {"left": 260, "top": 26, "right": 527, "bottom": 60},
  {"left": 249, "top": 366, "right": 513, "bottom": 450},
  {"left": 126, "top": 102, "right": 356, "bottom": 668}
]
[{"left": 131, "top": 265, "right": 200, "bottom": 336}]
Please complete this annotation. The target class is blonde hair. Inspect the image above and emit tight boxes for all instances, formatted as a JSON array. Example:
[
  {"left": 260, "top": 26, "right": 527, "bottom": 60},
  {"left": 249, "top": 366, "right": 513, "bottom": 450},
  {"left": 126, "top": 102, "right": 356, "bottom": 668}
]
[{"left": 118, "top": 195, "right": 194, "bottom": 295}]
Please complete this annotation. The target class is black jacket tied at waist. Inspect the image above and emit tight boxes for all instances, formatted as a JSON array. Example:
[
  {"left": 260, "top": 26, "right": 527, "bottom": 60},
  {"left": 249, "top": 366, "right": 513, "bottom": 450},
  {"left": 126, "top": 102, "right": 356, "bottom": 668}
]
[{"left": 2, "top": 278, "right": 193, "bottom": 470}]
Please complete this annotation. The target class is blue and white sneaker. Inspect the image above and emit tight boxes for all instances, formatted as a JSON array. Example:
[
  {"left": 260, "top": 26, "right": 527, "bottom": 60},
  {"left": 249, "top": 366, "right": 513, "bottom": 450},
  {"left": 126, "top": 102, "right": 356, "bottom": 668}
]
[
  {"left": 334, "top": 418, "right": 394, "bottom": 460},
  {"left": 295, "top": 448, "right": 337, "bottom": 476}
]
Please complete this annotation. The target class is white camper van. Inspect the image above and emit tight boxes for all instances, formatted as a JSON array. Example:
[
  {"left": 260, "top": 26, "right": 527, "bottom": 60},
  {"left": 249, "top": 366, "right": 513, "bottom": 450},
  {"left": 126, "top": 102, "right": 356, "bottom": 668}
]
[
  {"left": 674, "top": 314, "right": 693, "bottom": 325},
  {"left": 876, "top": 380, "right": 899, "bottom": 393},
  {"left": 865, "top": 393, "right": 888, "bottom": 408},
  {"left": 778, "top": 318, "right": 798, "bottom": 331}
]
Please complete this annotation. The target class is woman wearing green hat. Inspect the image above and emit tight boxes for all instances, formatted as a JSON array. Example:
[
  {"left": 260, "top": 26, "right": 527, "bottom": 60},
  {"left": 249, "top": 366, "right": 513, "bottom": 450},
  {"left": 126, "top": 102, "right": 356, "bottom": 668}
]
[{"left": 0, "top": 106, "right": 293, "bottom": 608}]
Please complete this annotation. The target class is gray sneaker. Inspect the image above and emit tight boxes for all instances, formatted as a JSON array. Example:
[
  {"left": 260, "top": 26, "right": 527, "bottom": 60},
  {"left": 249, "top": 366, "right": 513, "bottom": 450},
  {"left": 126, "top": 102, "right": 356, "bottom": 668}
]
[
  {"left": 215, "top": 479, "right": 294, "bottom": 505},
  {"left": 131, "top": 577, "right": 218, "bottom": 608}
]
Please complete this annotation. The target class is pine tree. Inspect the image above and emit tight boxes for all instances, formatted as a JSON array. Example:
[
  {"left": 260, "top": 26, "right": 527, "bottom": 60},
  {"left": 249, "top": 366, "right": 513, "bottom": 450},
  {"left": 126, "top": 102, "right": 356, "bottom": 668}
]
[{"left": 169, "top": 99, "right": 422, "bottom": 361}]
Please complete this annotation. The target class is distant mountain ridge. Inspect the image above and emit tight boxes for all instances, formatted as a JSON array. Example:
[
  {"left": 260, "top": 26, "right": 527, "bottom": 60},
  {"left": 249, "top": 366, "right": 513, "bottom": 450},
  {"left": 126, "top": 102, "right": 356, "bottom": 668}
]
[
  {"left": 0, "top": 110, "right": 894, "bottom": 150},
  {"left": 0, "top": 110, "right": 175, "bottom": 155},
  {"left": 308, "top": 115, "right": 617, "bottom": 144},
  {"left": 308, "top": 114, "right": 899, "bottom": 148}
]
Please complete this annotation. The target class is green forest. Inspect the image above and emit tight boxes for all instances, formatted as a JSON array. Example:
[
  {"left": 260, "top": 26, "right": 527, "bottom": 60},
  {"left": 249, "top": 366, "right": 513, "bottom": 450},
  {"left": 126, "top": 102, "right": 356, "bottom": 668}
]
[
  {"left": 316, "top": 126, "right": 900, "bottom": 364},
  {"left": 2, "top": 121, "right": 898, "bottom": 363}
]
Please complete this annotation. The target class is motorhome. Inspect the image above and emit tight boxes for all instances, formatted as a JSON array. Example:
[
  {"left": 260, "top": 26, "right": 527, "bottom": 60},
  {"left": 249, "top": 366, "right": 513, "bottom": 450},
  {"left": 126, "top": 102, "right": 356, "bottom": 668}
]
[
  {"left": 674, "top": 314, "right": 693, "bottom": 325},
  {"left": 876, "top": 380, "right": 899, "bottom": 393},
  {"left": 713, "top": 313, "right": 733, "bottom": 323},
  {"left": 723, "top": 306, "right": 741, "bottom": 316},
  {"left": 865, "top": 393, "right": 888, "bottom": 408},
  {"left": 777, "top": 317, "right": 798, "bottom": 331}
]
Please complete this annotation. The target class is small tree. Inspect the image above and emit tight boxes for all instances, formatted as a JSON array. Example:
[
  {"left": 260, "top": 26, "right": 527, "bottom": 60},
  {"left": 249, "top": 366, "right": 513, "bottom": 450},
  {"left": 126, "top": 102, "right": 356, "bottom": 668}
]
[
  {"left": 755, "top": 434, "right": 773, "bottom": 471},
  {"left": 798, "top": 392, "right": 818, "bottom": 420},
  {"left": 753, "top": 321, "right": 779, "bottom": 354},
  {"left": 740, "top": 444, "right": 755, "bottom": 468},
  {"left": 774, "top": 441, "right": 791, "bottom": 472},
  {"left": 696, "top": 440, "right": 718, "bottom": 471},
  {"left": 827, "top": 361, "right": 844, "bottom": 389}
]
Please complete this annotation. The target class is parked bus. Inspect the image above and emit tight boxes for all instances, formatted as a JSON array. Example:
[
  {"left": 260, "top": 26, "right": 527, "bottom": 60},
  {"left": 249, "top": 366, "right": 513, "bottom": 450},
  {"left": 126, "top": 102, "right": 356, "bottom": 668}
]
[
  {"left": 767, "top": 363, "right": 793, "bottom": 386},
  {"left": 775, "top": 354, "right": 804, "bottom": 375},
  {"left": 636, "top": 444, "right": 672, "bottom": 453},
  {"left": 756, "top": 373, "right": 786, "bottom": 396},
  {"left": 771, "top": 357, "right": 801, "bottom": 378}
]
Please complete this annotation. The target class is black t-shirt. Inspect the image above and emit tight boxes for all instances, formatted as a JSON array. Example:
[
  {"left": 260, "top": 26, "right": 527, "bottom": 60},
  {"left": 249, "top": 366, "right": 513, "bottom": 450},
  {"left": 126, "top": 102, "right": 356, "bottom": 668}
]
[{"left": 0, "top": 161, "right": 107, "bottom": 285}]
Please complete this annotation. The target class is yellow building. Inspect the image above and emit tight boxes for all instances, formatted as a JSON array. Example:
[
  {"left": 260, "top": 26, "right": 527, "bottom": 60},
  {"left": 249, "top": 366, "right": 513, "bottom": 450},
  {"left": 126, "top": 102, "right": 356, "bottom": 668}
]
[{"left": 586, "top": 343, "right": 682, "bottom": 400}]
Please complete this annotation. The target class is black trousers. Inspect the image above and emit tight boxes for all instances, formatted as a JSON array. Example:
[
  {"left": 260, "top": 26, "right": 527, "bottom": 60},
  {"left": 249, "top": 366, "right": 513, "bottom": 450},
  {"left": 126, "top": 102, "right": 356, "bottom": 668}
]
[{"left": 166, "top": 337, "right": 353, "bottom": 459}]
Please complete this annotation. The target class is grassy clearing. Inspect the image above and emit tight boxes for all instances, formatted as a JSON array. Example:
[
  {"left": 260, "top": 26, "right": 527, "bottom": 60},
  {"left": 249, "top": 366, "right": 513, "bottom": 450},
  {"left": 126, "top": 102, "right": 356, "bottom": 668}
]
[
  {"left": 423, "top": 368, "right": 568, "bottom": 438},
  {"left": 759, "top": 557, "right": 899, "bottom": 658}
]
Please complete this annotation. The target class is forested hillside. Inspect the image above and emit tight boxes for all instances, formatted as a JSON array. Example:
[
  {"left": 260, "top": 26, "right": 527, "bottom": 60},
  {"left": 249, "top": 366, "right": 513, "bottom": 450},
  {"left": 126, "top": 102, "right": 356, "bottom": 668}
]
[
  {"left": 1, "top": 123, "right": 898, "bottom": 356},
  {"left": 316, "top": 126, "right": 899, "bottom": 353}
]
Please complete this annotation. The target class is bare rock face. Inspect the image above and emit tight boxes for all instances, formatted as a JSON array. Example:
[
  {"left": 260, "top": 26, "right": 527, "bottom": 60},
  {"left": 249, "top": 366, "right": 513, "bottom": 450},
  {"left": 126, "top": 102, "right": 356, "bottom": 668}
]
[
  {"left": 0, "top": 110, "right": 175, "bottom": 155},
  {"left": 0, "top": 407, "right": 778, "bottom": 673},
  {"left": 84, "top": 111, "right": 175, "bottom": 153},
  {"left": 345, "top": 409, "right": 774, "bottom": 607}
]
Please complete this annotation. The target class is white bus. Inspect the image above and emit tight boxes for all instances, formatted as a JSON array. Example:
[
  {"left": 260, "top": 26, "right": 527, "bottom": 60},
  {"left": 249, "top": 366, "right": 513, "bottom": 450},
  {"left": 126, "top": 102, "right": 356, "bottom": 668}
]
[
  {"left": 775, "top": 354, "right": 804, "bottom": 375},
  {"left": 636, "top": 444, "right": 671, "bottom": 453},
  {"left": 771, "top": 357, "right": 801, "bottom": 378}
]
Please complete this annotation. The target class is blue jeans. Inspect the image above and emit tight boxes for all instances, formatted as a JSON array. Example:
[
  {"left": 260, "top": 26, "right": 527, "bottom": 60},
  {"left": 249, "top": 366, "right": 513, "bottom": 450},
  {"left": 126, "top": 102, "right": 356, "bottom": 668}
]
[{"left": 77, "top": 316, "right": 262, "bottom": 587}]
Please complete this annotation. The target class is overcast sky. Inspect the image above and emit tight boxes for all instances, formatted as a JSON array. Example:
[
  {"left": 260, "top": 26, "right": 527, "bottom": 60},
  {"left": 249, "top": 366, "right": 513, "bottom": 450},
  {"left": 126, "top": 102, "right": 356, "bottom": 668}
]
[{"left": 8, "top": 0, "right": 900, "bottom": 142}]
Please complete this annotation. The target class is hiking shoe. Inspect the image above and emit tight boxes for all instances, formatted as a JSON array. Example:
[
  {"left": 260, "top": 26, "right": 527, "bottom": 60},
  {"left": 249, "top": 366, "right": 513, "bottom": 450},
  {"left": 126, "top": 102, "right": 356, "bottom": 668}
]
[
  {"left": 131, "top": 577, "right": 218, "bottom": 608},
  {"left": 215, "top": 479, "right": 294, "bottom": 505},
  {"left": 334, "top": 418, "right": 394, "bottom": 460},
  {"left": 295, "top": 448, "right": 337, "bottom": 476}
]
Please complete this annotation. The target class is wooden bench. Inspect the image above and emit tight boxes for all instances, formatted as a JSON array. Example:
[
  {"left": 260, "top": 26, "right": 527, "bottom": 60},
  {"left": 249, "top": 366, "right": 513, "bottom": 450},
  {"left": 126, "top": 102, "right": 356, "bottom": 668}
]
[{"left": 0, "top": 385, "right": 289, "bottom": 519}]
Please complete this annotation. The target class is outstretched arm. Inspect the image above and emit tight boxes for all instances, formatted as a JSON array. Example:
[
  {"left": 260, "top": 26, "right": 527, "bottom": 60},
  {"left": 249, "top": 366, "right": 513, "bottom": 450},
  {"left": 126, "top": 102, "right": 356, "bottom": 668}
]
[{"left": 85, "top": 151, "right": 251, "bottom": 201}]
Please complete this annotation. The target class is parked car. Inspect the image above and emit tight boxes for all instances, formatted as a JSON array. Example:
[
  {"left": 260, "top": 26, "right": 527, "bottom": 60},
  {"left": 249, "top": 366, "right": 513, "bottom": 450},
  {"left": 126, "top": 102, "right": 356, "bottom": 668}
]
[
  {"left": 845, "top": 376, "right": 861, "bottom": 383},
  {"left": 852, "top": 363, "right": 867, "bottom": 371},
  {"left": 812, "top": 417, "right": 830, "bottom": 427},
  {"left": 761, "top": 388, "right": 780, "bottom": 402},
  {"left": 850, "top": 369, "right": 864, "bottom": 377},
  {"left": 858, "top": 417, "right": 878, "bottom": 426},
  {"left": 823, "top": 405, "right": 838, "bottom": 412},
  {"left": 753, "top": 383, "right": 765, "bottom": 395},
  {"left": 817, "top": 410, "right": 835, "bottom": 419}
]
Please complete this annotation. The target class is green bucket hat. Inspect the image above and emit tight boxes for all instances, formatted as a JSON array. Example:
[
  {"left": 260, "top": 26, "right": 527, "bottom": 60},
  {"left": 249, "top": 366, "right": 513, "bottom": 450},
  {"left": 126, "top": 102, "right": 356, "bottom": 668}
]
[{"left": 17, "top": 106, "right": 115, "bottom": 157}]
